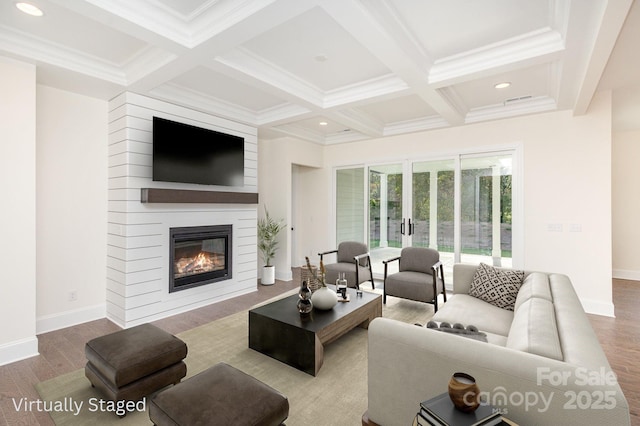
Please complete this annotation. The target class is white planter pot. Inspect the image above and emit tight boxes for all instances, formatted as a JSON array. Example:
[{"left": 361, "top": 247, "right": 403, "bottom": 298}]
[
  {"left": 261, "top": 265, "right": 276, "bottom": 285},
  {"left": 311, "top": 286, "right": 338, "bottom": 310}
]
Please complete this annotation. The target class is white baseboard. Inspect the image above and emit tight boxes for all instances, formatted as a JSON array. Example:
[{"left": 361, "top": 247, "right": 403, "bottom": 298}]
[
  {"left": 277, "top": 269, "right": 293, "bottom": 282},
  {"left": 0, "top": 337, "right": 39, "bottom": 367},
  {"left": 36, "top": 303, "right": 106, "bottom": 334},
  {"left": 613, "top": 269, "right": 640, "bottom": 281},
  {"left": 580, "top": 298, "right": 615, "bottom": 318}
]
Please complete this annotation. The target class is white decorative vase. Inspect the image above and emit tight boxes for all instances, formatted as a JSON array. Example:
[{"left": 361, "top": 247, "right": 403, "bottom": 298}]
[
  {"left": 262, "top": 265, "right": 275, "bottom": 285},
  {"left": 311, "top": 286, "right": 338, "bottom": 310}
]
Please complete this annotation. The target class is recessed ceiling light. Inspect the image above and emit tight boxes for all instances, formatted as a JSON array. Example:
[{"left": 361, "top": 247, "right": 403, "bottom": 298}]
[
  {"left": 319, "top": 121, "right": 328, "bottom": 126},
  {"left": 16, "top": 2, "right": 44, "bottom": 17},
  {"left": 494, "top": 82, "right": 511, "bottom": 89}
]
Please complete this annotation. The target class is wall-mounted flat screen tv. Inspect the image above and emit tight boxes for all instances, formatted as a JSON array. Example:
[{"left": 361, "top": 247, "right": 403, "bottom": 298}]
[{"left": 153, "top": 116, "right": 244, "bottom": 187}]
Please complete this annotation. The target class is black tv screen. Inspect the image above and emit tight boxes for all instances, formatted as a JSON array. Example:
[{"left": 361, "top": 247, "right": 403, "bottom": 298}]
[{"left": 152, "top": 116, "right": 244, "bottom": 186}]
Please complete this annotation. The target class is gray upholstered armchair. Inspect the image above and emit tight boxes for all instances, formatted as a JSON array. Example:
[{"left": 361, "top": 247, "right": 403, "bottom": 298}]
[
  {"left": 318, "top": 241, "right": 374, "bottom": 290},
  {"left": 382, "top": 247, "right": 447, "bottom": 312}
]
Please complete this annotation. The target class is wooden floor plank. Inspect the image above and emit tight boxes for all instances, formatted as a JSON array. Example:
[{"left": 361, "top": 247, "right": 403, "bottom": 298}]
[{"left": 588, "top": 279, "right": 640, "bottom": 426}]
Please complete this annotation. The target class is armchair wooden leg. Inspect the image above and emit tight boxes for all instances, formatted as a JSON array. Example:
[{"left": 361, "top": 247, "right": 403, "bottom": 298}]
[
  {"left": 440, "top": 264, "right": 447, "bottom": 302},
  {"left": 432, "top": 274, "right": 441, "bottom": 313}
]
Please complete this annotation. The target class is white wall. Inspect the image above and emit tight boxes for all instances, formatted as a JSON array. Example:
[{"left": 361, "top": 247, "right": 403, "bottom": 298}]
[
  {"left": 0, "top": 57, "right": 38, "bottom": 365},
  {"left": 258, "top": 137, "right": 324, "bottom": 277},
  {"left": 265, "top": 91, "right": 614, "bottom": 316},
  {"left": 36, "top": 85, "right": 108, "bottom": 333},
  {"left": 612, "top": 129, "right": 640, "bottom": 280}
]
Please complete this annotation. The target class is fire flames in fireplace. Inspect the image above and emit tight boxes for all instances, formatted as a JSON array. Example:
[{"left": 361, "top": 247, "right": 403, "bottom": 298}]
[
  {"left": 174, "top": 251, "right": 225, "bottom": 279},
  {"left": 170, "top": 225, "right": 232, "bottom": 293}
]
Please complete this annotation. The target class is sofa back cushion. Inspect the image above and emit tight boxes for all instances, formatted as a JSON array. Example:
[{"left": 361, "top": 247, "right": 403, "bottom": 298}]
[
  {"left": 399, "top": 247, "right": 439, "bottom": 274},
  {"left": 337, "top": 241, "right": 368, "bottom": 265},
  {"left": 514, "top": 272, "right": 552, "bottom": 311},
  {"left": 506, "top": 297, "right": 564, "bottom": 361},
  {"left": 549, "top": 274, "right": 612, "bottom": 369}
]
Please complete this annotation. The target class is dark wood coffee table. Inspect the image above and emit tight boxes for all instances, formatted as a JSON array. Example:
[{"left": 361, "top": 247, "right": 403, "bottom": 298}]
[{"left": 248, "top": 286, "right": 382, "bottom": 376}]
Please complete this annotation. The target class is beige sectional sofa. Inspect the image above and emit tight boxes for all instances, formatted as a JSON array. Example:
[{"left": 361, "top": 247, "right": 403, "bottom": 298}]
[{"left": 367, "top": 263, "right": 630, "bottom": 426}]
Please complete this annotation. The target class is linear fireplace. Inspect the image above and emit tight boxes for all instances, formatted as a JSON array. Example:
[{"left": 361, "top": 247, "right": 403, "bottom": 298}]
[{"left": 169, "top": 225, "right": 232, "bottom": 293}]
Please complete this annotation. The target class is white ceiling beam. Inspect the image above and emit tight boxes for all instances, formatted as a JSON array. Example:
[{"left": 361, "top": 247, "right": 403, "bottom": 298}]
[
  {"left": 572, "top": 0, "right": 634, "bottom": 115},
  {"left": 214, "top": 47, "right": 324, "bottom": 109},
  {"left": 53, "top": 0, "right": 318, "bottom": 96},
  {"left": 319, "top": 0, "right": 465, "bottom": 126},
  {"left": 209, "top": 52, "right": 395, "bottom": 135}
]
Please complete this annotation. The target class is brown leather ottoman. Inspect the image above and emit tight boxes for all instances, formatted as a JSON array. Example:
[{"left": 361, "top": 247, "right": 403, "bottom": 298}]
[
  {"left": 85, "top": 323, "right": 187, "bottom": 407},
  {"left": 149, "top": 362, "right": 289, "bottom": 426}
]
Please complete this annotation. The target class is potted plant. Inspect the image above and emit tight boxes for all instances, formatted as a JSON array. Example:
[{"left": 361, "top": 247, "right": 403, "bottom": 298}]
[{"left": 257, "top": 206, "right": 286, "bottom": 285}]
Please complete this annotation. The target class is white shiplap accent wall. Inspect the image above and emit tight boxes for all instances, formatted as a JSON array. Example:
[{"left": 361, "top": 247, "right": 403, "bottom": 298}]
[{"left": 107, "top": 92, "right": 258, "bottom": 328}]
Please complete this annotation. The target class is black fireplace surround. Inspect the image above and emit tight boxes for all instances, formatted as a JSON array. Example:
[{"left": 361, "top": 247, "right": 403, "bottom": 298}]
[{"left": 169, "top": 225, "right": 232, "bottom": 293}]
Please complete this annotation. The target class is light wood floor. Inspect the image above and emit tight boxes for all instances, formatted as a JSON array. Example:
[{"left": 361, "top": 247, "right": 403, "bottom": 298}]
[{"left": 0, "top": 278, "right": 637, "bottom": 426}]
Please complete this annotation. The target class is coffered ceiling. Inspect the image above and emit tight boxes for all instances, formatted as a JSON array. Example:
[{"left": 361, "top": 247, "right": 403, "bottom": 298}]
[{"left": 1, "top": 0, "right": 637, "bottom": 143}]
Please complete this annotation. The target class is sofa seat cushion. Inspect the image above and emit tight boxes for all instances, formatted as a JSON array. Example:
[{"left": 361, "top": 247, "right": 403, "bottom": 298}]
[
  {"left": 385, "top": 271, "right": 440, "bottom": 301},
  {"left": 324, "top": 262, "right": 371, "bottom": 288},
  {"left": 468, "top": 263, "right": 524, "bottom": 311},
  {"left": 506, "top": 297, "right": 563, "bottom": 361},
  {"left": 432, "top": 294, "right": 514, "bottom": 337},
  {"left": 484, "top": 332, "right": 508, "bottom": 346}
]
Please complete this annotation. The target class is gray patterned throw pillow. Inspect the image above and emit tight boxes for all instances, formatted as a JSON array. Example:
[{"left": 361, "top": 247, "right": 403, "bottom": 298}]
[{"left": 468, "top": 263, "right": 524, "bottom": 311}]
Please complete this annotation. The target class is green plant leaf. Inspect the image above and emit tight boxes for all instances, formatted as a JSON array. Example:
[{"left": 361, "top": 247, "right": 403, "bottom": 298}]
[{"left": 257, "top": 206, "right": 286, "bottom": 266}]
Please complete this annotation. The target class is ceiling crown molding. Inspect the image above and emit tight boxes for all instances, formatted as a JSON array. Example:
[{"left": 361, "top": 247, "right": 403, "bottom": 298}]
[
  {"left": 122, "top": 47, "right": 178, "bottom": 85},
  {"left": 0, "top": 25, "right": 127, "bottom": 85},
  {"left": 325, "top": 129, "right": 366, "bottom": 145},
  {"left": 330, "top": 108, "right": 384, "bottom": 137},
  {"left": 85, "top": 0, "right": 191, "bottom": 46},
  {"left": 271, "top": 123, "right": 326, "bottom": 145},
  {"left": 150, "top": 82, "right": 258, "bottom": 125},
  {"left": 86, "top": 0, "right": 278, "bottom": 49},
  {"left": 429, "top": 27, "right": 565, "bottom": 86},
  {"left": 384, "top": 116, "right": 449, "bottom": 136},
  {"left": 324, "top": 74, "right": 408, "bottom": 109},
  {"left": 465, "top": 96, "right": 557, "bottom": 124},
  {"left": 144, "top": 0, "right": 221, "bottom": 22},
  {"left": 256, "top": 103, "right": 310, "bottom": 126}
]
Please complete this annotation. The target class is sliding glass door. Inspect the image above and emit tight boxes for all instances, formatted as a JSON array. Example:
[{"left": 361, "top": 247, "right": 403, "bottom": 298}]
[
  {"left": 410, "top": 160, "right": 456, "bottom": 279},
  {"left": 460, "top": 154, "right": 513, "bottom": 268},
  {"left": 335, "top": 150, "right": 516, "bottom": 282},
  {"left": 368, "top": 163, "right": 404, "bottom": 275}
]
